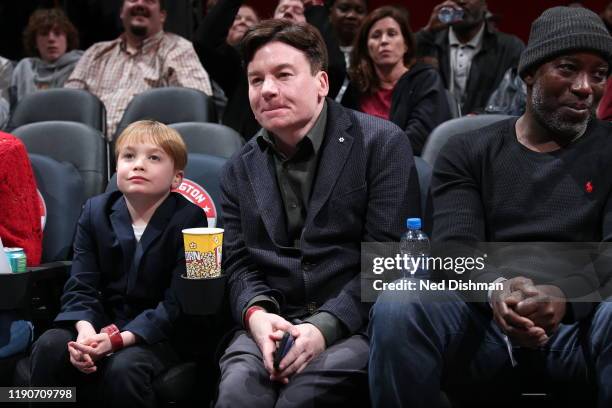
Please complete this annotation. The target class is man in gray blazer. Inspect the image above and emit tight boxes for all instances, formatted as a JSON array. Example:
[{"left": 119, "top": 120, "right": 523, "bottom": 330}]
[{"left": 216, "top": 19, "right": 420, "bottom": 407}]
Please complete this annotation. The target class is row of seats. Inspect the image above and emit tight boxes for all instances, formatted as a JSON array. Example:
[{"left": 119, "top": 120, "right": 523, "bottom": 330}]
[
  {"left": 5, "top": 87, "right": 217, "bottom": 136},
  {"left": 5, "top": 88, "right": 245, "bottom": 267},
  {"left": 9, "top": 90, "right": 509, "bottom": 267},
  {"left": 13, "top": 121, "right": 243, "bottom": 198}
]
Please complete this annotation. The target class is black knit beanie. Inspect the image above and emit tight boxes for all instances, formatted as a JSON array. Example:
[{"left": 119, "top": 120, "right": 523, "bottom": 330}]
[{"left": 518, "top": 6, "right": 612, "bottom": 78}]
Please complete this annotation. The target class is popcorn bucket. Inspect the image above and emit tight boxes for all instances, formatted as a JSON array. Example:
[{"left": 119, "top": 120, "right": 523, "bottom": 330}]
[{"left": 182, "top": 228, "right": 224, "bottom": 278}]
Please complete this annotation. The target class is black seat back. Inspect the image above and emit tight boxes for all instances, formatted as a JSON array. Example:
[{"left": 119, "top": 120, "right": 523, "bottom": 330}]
[
  {"left": 421, "top": 115, "right": 512, "bottom": 166},
  {"left": 29, "top": 154, "right": 85, "bottom": 262},
  {"left": 170, "top": 122, "right": 244, "bottom": 159},
  {"left": 13, "top": 121, "right": 107, "bottom": 199},
  {"left": 114, "top": 87, "right": 217, "bottom": 140},
  {"left": 8, "top": 88, "right": 106, "bottom": 133}
]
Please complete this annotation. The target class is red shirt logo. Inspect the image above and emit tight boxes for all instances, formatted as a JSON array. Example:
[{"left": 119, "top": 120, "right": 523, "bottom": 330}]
[{"left": 585, "top": 181, "right": 593, "bottom": 193}]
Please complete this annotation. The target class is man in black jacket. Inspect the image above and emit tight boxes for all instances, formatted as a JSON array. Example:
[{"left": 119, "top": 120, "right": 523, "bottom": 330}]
[
  {"left": 416, "top": 0, "right": 524, "bottom": 114},
  {"left": 215, "top": 19, "right": 419, "bottom": 407},
  {"left": 370, "top": 6, "right": 612, "bottom": 407}
]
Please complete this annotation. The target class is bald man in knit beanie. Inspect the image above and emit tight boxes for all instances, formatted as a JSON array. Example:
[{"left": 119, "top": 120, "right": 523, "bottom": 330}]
[{"left": 368, "top": 7, "right": 612, "bottom": 407}]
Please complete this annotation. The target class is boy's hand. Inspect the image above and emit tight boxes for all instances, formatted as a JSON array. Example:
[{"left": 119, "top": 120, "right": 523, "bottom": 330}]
[
  {"left": 69, "top": 321, "right": 99, "bottom": 374},
  {"left": 68, "top": 333, "right": 113, "bottom": 362},
  {"left": 75, "top": 320, "right": 97, "bottom": 340},
  {"left": 68, "top": 341, "right": 97, "bottom": 374}
]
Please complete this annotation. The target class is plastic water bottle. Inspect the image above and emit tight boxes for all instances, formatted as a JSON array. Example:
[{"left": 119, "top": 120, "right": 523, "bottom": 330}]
[
  {"left": 438, "top": 6, "right": 464, "bottom": 24},
  {"left": 400, "top": 218, "right": 430, "bottom": 278}
]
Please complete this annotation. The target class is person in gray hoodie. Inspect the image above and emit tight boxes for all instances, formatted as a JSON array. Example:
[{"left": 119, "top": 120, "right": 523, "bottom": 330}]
[{"left": 10, "top": 8, "right": 82, "bottom": 106}]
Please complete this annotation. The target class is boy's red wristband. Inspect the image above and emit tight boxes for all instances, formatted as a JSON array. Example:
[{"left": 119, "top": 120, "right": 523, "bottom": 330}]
[
  {"left": 101, "top": 324, "right": 124, "bottom": 352},
  {"left": 244, "top": 306, "right": 265, "bottom": 330}
]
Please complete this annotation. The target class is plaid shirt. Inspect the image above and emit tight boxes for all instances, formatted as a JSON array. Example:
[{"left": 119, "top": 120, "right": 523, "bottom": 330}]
[{"left": 65, "top": 31, "right": 212, "bottom": 139}]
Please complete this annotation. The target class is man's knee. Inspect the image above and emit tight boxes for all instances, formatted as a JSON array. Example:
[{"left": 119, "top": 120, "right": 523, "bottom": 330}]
[
  {"left": 370, "top": 283, "right": 470, "bottom": 344},
  {"left": 370, "top": 285, "right": 425, "bottom": 338},
  {"left": 595, "top": 300, "right": 612, "bottom": 317},
  {"left": 275, "top": 336, "right": 369, "bottom": 408},
  {"left": 216, "top": 353, "right": 276, "bottom": 408},
  {"left": 591, "top": 300, "right": 612, "bottom": 336},
  {"left": 218, "top": 351, "right": 269, "bottom": 389},
  {"left": 219, "top": 332, "right": 267, "bottom": 380}
]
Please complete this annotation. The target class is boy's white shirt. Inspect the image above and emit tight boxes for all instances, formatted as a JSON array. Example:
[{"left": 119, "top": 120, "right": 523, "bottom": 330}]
[{"left": 132, "top": 224, "right": 147, "bottom": 242}]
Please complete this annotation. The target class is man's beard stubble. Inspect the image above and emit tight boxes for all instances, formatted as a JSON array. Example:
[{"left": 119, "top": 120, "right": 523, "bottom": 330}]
[{"left": 531, "top": 80, "right": 592, "bottom": 142}]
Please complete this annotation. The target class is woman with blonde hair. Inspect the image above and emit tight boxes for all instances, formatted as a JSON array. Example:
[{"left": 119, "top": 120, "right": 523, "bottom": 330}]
[{"left": 343, "top": 6, "right": 451, "bottom": 155}]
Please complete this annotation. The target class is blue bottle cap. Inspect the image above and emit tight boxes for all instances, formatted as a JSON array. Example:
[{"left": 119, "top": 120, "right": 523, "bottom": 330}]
[{"left": 406, "top": 218, "right": 421, "bottom": 230}]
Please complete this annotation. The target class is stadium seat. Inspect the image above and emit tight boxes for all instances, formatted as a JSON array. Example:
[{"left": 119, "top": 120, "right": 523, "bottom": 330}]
[
  {"left": 421, "top": 114, "right": 512, "bottom": 166},
  {"left": 170, "top": 122, "right": 244, "bottom": 159},
  {"left": 12, "top": 121, "right": 108, "bottom": 199},
  {"left": 7, "top": 88, "right": 106, "bottom": 133},
  {"left": 114, "top": 87, "right": 217, "bottom": 140},
  {"left": 29, "top": 154, "right": 85, "bottom": 263}
]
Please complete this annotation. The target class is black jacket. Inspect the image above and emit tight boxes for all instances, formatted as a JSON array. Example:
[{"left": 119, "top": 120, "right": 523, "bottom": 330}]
[
  {"left": 194, "top": 0, "right": 260, "bottom": 140},
  {"left": 342, "top": 63, "right": 452, "bottom": 155},
  {"left": 221, "top": 99, "right": 420, "bottom": 334},
  {"left": 416, "top": 24, "right": 524, "bottom": 114},
  {"left": 55, "top": 191, "right": 207, "bottom": 344}
]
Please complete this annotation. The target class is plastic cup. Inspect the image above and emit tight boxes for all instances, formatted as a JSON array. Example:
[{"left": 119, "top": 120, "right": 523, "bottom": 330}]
[{"left": 182, "top": 228, "right": 224, "bottom": 279}]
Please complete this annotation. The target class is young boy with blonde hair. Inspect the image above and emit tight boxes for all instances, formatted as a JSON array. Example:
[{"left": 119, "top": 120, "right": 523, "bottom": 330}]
[{"left": 29, "top": 120, "right": 207, "bottom": 406}]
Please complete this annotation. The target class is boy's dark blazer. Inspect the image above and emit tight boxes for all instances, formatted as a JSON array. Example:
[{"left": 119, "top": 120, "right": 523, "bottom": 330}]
[
  {"left": 221, "top": 99, "right": 421, "bottom": 336},
  {"left": 55, "top": 190, "right": 207, "bottom": 344}
]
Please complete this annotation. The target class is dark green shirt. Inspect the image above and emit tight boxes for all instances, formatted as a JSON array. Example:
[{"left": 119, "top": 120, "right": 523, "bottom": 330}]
[{"left": 256, "top": 102, "right": 327, "bottom": 247}]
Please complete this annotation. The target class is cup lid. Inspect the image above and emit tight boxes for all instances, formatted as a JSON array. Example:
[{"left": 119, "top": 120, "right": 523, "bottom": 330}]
[{"left": 182, "top": 227, "right": 224, "bottom": 234}]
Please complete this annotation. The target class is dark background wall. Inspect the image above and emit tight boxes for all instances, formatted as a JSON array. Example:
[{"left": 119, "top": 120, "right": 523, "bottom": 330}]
[{"left": 252, "top": 0, "right": 610, "bottom": 42}]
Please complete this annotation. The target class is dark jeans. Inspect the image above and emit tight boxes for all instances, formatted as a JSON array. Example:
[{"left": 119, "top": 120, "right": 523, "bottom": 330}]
[
  {"left": 29, "top": 327, "right": 180, "bottom": 408},
  {"left": 368, "top": 280, "right": 612, "bottom": 408}
]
